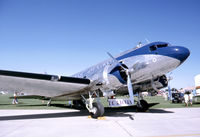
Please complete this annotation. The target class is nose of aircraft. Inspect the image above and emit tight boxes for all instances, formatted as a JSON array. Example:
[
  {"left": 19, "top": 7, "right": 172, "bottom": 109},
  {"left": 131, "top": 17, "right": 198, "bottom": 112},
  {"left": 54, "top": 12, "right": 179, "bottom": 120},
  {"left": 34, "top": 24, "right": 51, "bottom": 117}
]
[{"left": 172, "top": 46, "right": 190, "bottom": 63}]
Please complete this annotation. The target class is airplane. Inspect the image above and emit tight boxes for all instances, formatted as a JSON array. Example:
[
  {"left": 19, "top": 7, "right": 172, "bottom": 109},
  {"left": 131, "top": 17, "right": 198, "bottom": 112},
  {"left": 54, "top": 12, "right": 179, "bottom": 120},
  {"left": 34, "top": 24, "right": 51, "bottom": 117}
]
[{"left": 0, "top": 41, "right": 190, "bottom": 118}]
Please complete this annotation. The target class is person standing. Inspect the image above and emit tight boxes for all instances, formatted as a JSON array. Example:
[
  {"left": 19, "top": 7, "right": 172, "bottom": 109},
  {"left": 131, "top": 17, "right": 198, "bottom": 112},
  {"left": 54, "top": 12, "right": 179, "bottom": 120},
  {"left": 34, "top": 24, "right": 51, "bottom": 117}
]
[
  {"left": 189, "top": 92, "right": 194, "bottom": 106},
  {"left": 12, "top": 92, "right": 18, "bottom": 104},
  {"left": 184, "top": 92, "right": 189, "bottom": 107},
  {"left": 163, "top": 92, "right": 168, "bottom": 101}
]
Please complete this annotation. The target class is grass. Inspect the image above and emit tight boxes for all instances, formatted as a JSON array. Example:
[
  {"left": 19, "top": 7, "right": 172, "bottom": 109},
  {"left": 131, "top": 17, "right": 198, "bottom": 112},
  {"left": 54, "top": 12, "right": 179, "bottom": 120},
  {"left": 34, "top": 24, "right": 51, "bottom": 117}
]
[
  {"left": 1, "top": 94, "right": 200, "bottom": 110},
  {"left": 142, "top": 96, "right": 200, "bottom": 108},
  {"left": 0, "top": 94, "right": 68, "bottom": 110}
]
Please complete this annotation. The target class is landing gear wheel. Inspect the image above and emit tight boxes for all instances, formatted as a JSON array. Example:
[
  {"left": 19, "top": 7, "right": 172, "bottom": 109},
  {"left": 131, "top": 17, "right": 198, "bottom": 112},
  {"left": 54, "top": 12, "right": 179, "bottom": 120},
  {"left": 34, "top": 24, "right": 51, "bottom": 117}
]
[
  {"left": 90, "top": 102, "right": 105, "bottom": 119},
  {"left": 137, "top": 100, "right": 149, "bottom": 112}
]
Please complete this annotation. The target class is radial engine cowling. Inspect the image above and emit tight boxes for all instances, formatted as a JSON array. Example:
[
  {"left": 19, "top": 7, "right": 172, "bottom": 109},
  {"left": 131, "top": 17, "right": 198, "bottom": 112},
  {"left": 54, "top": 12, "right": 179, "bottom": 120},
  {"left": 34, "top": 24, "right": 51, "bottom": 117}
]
[
  {"left": 138, "top": 75, "right": 168, "bottom": 92},
  {"left": 109, "top": 64, "right": 128, "bottom": 84},
  {"left": 99, "top": 64, "right": 128, "bottom": 91},
  {"left": 158, "top": 75, "right": 168, "bottom": 88}
]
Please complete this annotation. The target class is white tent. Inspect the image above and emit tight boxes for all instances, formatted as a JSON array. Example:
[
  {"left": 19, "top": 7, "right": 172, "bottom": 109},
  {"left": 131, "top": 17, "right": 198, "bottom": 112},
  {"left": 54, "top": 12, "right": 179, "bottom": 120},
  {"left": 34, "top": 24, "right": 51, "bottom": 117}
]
[{"left": 195, "top": 74, "right": 200, "bottom": 95}]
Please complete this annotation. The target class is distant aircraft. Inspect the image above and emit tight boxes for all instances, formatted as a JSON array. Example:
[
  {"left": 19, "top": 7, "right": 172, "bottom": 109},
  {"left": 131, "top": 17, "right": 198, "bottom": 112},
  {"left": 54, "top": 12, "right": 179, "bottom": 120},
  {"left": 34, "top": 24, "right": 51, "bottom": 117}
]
[{"left": 0, "top": 42, "right": 190, "bottom": 118}]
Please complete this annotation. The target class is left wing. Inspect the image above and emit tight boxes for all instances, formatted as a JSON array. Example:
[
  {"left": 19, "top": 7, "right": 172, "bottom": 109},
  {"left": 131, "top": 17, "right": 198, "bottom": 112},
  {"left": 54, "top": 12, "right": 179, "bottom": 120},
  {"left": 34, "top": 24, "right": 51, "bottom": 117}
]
[{"left": 0, "top": 70, "right": 90, "bottom": 98}]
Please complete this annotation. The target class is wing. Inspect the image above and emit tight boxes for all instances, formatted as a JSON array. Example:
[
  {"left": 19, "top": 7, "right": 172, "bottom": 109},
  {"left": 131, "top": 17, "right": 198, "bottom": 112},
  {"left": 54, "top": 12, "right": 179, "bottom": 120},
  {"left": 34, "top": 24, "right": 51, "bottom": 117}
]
[{"left": 0, "top": 70, "right": 90, "bottom": 98}]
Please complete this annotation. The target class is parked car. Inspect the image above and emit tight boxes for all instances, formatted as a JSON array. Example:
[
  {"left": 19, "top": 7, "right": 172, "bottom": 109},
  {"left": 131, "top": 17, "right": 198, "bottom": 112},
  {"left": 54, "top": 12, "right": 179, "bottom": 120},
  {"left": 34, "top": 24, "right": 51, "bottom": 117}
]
[{"left": 172, "top": 93, "right": 184, "bottom": 103}]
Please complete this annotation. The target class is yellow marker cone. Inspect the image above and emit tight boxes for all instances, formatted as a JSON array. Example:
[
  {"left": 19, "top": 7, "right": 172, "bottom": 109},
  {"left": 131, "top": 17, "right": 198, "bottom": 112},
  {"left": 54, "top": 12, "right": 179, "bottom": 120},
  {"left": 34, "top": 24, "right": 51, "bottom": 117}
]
[{"left": 97, "top": 117, "right": 106, "bottom": 120}]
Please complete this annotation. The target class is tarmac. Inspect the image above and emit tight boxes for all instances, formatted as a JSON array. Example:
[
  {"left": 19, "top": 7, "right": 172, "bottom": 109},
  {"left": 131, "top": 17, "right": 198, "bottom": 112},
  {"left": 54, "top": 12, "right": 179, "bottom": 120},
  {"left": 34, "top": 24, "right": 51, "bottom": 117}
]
[{"left": 0, "top": 107, "right": 200, "bottom": 137}]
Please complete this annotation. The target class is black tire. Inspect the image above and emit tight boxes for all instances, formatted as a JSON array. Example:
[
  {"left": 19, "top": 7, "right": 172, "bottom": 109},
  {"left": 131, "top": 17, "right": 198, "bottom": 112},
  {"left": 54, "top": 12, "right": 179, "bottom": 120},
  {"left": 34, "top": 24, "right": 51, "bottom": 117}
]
[
  {"left": 90, "top": 102, "right": 105, "bottom": 119},
  {"left": 98, "top": 102, "right": 105, "bottom": 116},
  {"left": 137, "top": 100, "right": 149, "bottom": 112}
]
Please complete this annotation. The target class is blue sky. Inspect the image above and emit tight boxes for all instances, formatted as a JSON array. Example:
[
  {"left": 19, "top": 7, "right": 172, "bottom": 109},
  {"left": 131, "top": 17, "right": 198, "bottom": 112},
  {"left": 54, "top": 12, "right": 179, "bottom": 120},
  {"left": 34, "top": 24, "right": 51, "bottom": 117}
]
[{"left": 0, "top": 0, "right": 199, "bottom": 89}]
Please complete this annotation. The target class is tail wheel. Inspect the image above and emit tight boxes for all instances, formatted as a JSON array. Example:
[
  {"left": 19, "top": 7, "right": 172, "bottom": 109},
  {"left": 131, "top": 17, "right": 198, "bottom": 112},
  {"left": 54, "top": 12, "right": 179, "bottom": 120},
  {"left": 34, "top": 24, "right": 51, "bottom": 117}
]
[
  {"left": 90, "top": 102, "right": 105, "bottom": 118},
  {"left": 137, "top": 100, "right": 149, "bottom": 112}
]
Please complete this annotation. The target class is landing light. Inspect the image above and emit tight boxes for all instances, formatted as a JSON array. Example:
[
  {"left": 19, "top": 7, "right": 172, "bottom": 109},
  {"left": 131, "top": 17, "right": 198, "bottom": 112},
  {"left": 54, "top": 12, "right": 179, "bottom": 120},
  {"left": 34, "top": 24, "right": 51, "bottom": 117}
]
[{"left": 175, "top": 48, "right": 179, "bottom": 51}]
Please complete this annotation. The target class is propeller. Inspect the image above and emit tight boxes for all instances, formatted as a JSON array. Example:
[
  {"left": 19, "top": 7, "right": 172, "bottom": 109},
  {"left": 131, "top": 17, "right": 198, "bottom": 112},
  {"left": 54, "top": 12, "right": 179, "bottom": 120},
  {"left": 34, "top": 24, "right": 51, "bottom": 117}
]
[
  {"left": 107, "top": 52, "right": 135, "bottom": 105},
  {"left": 127, "top": 72, "right": 134, "bottom": 105},
  {"left": 107, "top": 52, "right": 127, "bottom": 70}
]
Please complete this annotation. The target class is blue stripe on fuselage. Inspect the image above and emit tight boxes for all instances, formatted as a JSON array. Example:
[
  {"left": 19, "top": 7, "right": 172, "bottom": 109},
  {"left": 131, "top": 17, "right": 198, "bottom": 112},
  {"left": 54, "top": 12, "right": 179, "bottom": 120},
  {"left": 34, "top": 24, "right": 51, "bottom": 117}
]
[{"left": 116, "top": 42, "right": 190, "bottom": 64}]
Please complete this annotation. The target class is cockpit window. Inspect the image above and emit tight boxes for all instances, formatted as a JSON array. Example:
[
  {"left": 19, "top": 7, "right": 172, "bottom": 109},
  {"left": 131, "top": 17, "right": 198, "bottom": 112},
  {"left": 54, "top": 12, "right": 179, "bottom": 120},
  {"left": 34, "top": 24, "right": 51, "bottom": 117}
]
[
  {"left": 157, "top": 44, "right": 168, "bottom": 48},
  {"left": 150, "top": 45, "right": 157, "bottom": 51}
]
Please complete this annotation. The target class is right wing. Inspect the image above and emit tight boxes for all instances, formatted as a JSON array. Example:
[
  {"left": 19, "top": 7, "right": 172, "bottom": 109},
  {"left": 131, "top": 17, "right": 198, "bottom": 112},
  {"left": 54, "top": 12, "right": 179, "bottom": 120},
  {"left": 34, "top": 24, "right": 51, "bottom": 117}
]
[{"left": 0, "top": 70, "right": 91, "bottom": 98}]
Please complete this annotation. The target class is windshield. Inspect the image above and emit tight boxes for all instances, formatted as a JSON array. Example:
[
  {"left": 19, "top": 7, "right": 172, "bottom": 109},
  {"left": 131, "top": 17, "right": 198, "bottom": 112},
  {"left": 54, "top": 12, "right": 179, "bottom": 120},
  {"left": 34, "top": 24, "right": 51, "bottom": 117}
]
[
  {"left": 157, "top": 44, "right": 168, "bottom": 48},
  {"left": 150, "top": 45, "right": 157, "bottom": 51}
]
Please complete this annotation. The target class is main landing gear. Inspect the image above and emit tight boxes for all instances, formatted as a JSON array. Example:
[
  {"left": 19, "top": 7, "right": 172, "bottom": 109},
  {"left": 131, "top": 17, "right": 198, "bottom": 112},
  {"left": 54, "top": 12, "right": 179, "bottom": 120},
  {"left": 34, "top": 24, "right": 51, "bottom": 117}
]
[
  {"left": 81, "top": 91, "right": 149, "bottom": 118},
  {"left": 81, "top": 91, "right": 104, "bottom": 118},
  {"left": 90, "top": 102, "right": 104, "bottom": 118},
  {"left": 136, "top": 92, "right": 149, "bottom": 112}
]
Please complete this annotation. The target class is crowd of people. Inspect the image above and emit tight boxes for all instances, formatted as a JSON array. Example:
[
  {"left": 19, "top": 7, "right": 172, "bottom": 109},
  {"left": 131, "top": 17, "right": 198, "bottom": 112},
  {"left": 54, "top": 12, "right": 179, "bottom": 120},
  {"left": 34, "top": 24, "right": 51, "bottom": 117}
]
[{"left": 161, "top": 89, "right": 195, "bottom": 107}]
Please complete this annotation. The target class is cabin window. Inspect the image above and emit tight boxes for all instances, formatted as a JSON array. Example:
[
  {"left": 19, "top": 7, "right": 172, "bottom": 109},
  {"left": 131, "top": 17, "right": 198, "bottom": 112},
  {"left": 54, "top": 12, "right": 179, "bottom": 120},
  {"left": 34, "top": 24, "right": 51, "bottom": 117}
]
[
  {"left": 150, "top": 45, "right": 157, "bottom": 51},
  {"left": 157, "top": 44, "right": 168, "bottom": 48}
]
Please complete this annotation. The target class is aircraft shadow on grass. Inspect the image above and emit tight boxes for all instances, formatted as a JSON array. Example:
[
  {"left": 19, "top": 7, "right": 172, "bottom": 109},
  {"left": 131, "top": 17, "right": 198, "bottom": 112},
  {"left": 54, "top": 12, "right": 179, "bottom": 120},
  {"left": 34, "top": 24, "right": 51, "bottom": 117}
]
[
  {"left": 0, "top": 103, "right": 174, "bottom": 121},
  {"left": 0, "top": 104, "right": 14, "bottom": 106}
]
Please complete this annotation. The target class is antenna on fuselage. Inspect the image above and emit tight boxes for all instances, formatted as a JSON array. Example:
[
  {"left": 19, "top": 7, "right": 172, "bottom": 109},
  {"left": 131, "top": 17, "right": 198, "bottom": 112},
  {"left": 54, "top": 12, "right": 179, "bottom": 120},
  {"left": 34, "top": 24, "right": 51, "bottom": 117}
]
[
  {"left": 136, "top": 42, "right": 142, "bottom": 48},
  {"left": 145, "top": 38, "right": 150, "bottom": 44}
]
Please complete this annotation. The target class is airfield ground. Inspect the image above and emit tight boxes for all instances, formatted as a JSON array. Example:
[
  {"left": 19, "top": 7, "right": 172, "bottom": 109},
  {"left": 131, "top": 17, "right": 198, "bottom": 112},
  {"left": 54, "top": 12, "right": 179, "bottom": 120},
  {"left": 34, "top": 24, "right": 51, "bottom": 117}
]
[
  {"left": 0, "top": 108, "right": 200, "bottom": 137},
  {"left": 1, "top": 95, "right": 200, "bottom": 137}
]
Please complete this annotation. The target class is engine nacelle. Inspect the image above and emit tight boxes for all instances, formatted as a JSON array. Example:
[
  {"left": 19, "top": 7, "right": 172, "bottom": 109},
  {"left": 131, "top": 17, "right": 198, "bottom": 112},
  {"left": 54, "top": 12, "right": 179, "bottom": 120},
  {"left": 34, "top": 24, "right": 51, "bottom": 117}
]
[
  {"left": 154, "top": 75, "right": 168, "bottom": 89},
  {"left": 135, "top": 75, "right": 168, "bottom": 93}
]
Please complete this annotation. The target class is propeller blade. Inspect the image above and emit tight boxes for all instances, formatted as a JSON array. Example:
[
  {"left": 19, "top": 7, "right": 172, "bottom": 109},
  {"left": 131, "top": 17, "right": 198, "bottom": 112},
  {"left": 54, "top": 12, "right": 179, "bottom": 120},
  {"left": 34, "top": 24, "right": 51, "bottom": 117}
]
[
  {"left": 107, "top": 52, "right": 127, "bottom": 70},
  {"left": 127, "top": 74, "right": 134, "bottom": 105}
]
